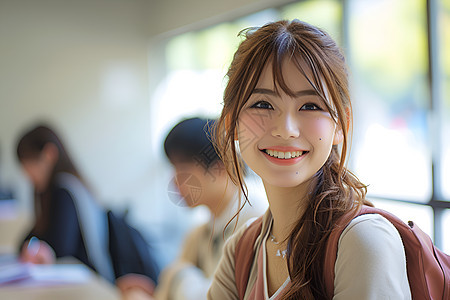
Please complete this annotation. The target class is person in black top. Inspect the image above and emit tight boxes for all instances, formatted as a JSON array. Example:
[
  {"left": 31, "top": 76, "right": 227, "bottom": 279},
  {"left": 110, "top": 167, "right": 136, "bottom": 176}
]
[
  {"left": 16, "top": 124, "right": 159, "bottom": 297},
  {"left": 17, "top": 125, "right": 91, "bottom": 268}
]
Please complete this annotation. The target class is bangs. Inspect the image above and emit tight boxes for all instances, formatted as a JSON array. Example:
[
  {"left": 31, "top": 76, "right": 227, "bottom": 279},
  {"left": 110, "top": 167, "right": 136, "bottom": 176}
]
[
  {"left": 248, "top": 32, "right": 338, "bottom": 121},
  {"left": 274, "top": 53, "right": 337, "bottom": 121}
]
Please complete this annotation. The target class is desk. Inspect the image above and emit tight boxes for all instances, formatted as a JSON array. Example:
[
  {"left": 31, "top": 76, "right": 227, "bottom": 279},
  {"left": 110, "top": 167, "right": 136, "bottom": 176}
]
[
  {"left": 0, "top": 260, "right": 121, "bottom": 300},
  {"left": 0, "top": 274, "right": 120, "bottom": 300}
]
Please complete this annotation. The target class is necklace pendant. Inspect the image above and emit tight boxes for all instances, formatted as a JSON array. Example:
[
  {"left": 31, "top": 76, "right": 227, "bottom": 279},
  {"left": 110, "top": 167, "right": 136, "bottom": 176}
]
[
  {"left": 276, "top": 249, "right": 287, "bottom": 258},
  {"left": 270, "top": 234, "right": 279, "bottom": 245}
]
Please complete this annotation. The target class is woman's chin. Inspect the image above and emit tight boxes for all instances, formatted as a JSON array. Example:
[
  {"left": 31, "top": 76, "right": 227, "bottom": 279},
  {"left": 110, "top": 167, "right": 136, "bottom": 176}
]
[{"left": 260, "top": 172, "right": 314, "bottom": 190}]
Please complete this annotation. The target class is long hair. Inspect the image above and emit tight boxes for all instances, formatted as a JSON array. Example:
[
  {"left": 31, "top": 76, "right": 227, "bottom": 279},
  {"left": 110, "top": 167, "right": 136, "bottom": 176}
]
[
  {"left": 16, "top": 125, "right": 82, "bottom": 234},
  {"left": 214, "top": 20, "right": 371, "bottom": 299}
]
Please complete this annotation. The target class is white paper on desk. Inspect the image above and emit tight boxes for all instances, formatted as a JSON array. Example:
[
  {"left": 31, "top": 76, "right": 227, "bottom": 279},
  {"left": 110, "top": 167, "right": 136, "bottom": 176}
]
[
  {"left": 0, "top": 262, "right": 93, "bottom": 287},
  {"left": 0, "top": 261, "right": 31, "bottom": 285},
  {"left": 28, "top": 264, "right": 92, "bottom": 284}
]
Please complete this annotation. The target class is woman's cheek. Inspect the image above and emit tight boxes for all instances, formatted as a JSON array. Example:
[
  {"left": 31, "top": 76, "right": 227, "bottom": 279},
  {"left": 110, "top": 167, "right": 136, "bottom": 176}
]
[
  {"left": 238, "top": 112, "right": 270, "bottom": 147},
  {"left": 240, "top": 111, "right": 270, "bottom": 135},
  {"left": 304, "top": 117, "right": 336, "bottom": 141}
]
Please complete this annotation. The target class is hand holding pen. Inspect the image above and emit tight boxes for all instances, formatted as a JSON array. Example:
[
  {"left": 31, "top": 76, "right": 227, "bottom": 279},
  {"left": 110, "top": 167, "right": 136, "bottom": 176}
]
[{"left": 20, "top": 236, "right": 56, "bottom": 264}]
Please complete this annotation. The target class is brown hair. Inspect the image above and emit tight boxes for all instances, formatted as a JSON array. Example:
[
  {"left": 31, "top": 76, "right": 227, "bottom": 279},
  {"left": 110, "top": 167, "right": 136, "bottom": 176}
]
[
  {"left": 214, "top": 20, "right": 371, "bottom": 299},
  {"left": 17, "top": 124, "right": 82, "bottom": 234}
]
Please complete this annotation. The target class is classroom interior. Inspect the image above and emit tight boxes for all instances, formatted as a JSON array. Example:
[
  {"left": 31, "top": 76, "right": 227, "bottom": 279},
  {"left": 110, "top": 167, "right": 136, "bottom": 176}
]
[{"left": 0, "top": 0, "right": 449, "bottom": 285}]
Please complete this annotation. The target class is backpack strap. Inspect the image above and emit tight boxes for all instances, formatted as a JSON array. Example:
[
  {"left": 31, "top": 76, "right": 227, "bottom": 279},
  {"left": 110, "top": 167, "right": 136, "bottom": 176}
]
[
  {"left": 323, "top": 205, "right": 450, "bottom": 300},
  {"left": 235, "top": 216, "right": 263, "bottom": 300},
  {"left": 323, "top": 206, "right": 361, "bottom": 299}
]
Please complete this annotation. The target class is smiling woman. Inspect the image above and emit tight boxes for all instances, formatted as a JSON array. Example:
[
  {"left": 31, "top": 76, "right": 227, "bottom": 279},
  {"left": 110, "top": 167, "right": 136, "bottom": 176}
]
[{"left": 208, "top": 19, "right": 412, "bottom": 300}]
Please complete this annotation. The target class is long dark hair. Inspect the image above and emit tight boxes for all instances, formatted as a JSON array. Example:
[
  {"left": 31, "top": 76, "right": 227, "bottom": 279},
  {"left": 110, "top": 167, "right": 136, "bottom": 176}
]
[
  {"left": 17, "top": 125, "right": 82, "bottom": 234},
  {"left": 214, "top": 20, "right": 371, "bottom": 299}
]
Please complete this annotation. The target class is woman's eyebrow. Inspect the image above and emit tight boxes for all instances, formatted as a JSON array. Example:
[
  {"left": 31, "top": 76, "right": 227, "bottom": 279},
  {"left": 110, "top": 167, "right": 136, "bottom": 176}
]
[
  {"left": 252, "top": 88, "right": 277, "bottom": 95},
  {"left": 252, "top": 88, "right": 319, "bottom": 97},
  {"left": 295, "top": 90, "right": 319, "bottom": 97}
]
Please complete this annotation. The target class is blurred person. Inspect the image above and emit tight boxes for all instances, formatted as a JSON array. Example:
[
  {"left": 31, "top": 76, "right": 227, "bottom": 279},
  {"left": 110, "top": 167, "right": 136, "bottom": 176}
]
[
  {"left": 16, "top": 124, "right": 159, "bottom": 297},
  {"left": 124, "top": 117, "right": 264, "bottom": 300},
  {"left": 17, "top": 125, "right": 95, "bottom": 268}
]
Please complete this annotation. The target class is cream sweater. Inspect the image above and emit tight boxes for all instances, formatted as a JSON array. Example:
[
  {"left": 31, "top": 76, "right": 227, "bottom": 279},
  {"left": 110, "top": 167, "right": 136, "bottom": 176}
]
[{"left": 208, "top": 209, "right": 411, "bottom": 299}]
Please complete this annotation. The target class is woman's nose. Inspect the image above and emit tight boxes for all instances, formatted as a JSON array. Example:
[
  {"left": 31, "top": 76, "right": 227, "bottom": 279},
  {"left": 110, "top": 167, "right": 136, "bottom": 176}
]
[{"left": 271, "top": 113, "right": 300, "bottom": 139}]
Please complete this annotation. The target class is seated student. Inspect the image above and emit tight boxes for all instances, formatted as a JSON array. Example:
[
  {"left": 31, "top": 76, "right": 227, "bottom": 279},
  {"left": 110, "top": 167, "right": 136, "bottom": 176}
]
[
  {"left": 16, "top": 124, "right": 158, "bottom": 297},
  {"left": 135, "top": 117, "right": 263, "bottom": 300}
]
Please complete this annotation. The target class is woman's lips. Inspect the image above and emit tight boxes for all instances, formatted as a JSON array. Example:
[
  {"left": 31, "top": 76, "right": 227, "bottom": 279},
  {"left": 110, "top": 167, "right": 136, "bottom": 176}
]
[{"left": 260, "top": 148, "right": 309, "bottom": 165}]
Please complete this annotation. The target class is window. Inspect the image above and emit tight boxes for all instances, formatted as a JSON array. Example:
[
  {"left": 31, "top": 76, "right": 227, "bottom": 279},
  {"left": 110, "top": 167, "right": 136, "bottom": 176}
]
[
  {"left": 280, "top": 0, "right": 341, "bottom": 43},
  {"left": 348, "top": 0, "right": 430, "bottom": 202},
  {"left": 346, "top": 0, "right": 450, "bottom": 251},
  {"left": 149, "top": 0, "right": 449, "bottom": 253}
]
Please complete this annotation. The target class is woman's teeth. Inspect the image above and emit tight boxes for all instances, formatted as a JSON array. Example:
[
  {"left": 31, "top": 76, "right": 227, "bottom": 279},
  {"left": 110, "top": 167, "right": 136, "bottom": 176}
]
[{"left": 264, "top": 149, "right": 305, "bottom": 159}]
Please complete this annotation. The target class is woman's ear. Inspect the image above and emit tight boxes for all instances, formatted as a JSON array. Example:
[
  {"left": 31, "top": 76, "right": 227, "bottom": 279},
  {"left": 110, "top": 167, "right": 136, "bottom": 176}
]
[
  {"left": 332, "top": 126, "right": 344, "bottom": 145},
  {"left": 333, "top": 106, "right": 351, "bottom": 145}
]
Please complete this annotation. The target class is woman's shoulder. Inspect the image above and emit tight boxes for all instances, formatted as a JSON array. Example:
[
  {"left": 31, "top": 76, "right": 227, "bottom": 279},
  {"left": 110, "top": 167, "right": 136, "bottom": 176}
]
[
  {"left": 337, "top": 213, "right": 407, "bottom": 268},
  {"left": 50, "top": 184, "right": 76, "bottom": 206},
  {"left": 334, "top": 213, "right": 411, "bottom": 299},
  {"left": 339, "top": 213, "right": 403, "bottom": 245},
  {"left": 53, "top": 172, "right": 99, "bottom": 206},
  {"left": 54, "top": 172, "right": 85, "bottom": 191}
]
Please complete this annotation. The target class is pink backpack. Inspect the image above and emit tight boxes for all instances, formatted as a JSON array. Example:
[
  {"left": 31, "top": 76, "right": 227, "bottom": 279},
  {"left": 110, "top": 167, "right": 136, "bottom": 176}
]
[{"left": 235, "top": 206, "right": 450, "bottom": 300}]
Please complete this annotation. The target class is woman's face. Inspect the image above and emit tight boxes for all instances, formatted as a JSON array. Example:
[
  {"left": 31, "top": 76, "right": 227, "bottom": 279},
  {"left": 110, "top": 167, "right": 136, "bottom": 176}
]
[
  {"left": 21, "top": 145, "right": 56, "bottom": 193},
  {"left": 237, "top": 58, "right": 343, "bottom": 189}
]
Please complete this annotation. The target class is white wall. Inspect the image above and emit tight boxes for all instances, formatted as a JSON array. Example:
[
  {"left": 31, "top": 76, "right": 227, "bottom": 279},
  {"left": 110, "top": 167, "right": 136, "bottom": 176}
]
[
  {"left": 147, "top": 0, "right": 293, "bottom": 37},
  {"left": 0, "top": 0, "right": 152, "bottom": 211},
  {"left": 0, "top": 0, "right": 282, "bottom": 262}
]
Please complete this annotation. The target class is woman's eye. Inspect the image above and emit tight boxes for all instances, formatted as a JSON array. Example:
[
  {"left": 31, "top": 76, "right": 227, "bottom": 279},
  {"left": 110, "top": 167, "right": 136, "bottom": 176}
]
[
  {"left": 251, "top": 101, "right": 273, "bottom": 109},
  {"left": 300, "top": 103, "right": 321, "bottom": 111}
]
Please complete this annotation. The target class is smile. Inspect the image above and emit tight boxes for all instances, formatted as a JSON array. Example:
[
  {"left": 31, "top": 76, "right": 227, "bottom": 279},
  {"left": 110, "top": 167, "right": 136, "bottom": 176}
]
[
  {"left": 260, "top": 148, "right": 309, "bottom": 166},
  {"left": 263, "top": 149, "right": 308, "bottom": 159}
]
